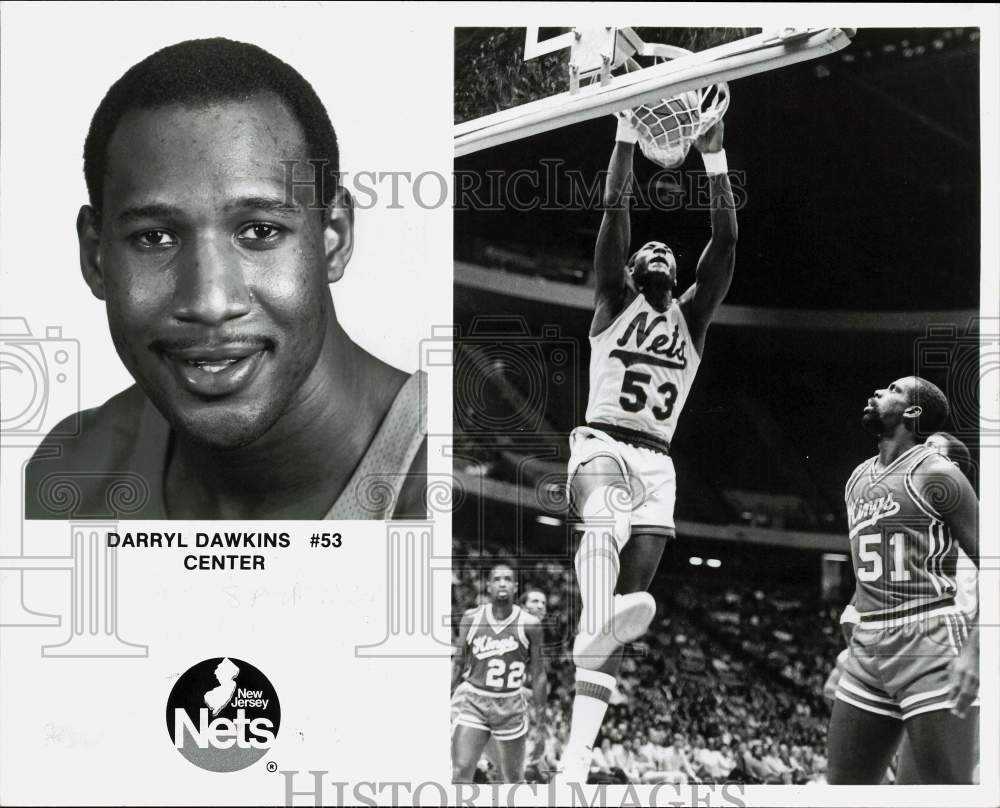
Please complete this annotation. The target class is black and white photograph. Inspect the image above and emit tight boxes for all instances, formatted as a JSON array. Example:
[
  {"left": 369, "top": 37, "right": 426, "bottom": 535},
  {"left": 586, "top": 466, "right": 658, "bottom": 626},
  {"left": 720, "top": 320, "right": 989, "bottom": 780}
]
[
  {"left": 0, "top": 3, "right": 452, "bottom": 805},
  {"left": 0, "top": 3, "right": 998, "bottom": 808},
  {"left": 451, "top": 21, "right": 998, "bottom": 794}
]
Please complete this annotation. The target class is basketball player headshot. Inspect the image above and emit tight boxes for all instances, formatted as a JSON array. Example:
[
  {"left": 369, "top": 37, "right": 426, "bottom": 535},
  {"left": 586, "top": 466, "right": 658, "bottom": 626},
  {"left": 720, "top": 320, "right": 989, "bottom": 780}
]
[{"left": 24, "top": 38, "right": 426, "bottom": 520}]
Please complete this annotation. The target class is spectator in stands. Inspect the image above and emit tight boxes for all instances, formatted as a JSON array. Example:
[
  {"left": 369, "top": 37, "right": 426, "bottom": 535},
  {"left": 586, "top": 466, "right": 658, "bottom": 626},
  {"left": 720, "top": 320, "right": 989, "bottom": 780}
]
[
  {"left": 810, "top": 746, "right": 828, "bottom": 783},
  {"left": 737, "top": 740, "right": 778, "bottom": 783},
  {"left": 695, "top": 735, "right": 732, "bottom": 782},
  {"left": 779, "top": 743, "right": 805, "bottom": 783},
  {"left": 761, "top": 742, "right": 793, "bottom": 784},
  {"left": 591, "top": 736, "right": 614, "bottom": 774},
  {"left": 719, "top": 742, "right": 738, "bottom": 781},
  {"left": 635, "top": 729, "right": 682, "bottom": 785},
  {"left": 656, "top": 732, "right": 699, "bottom": 785},
  {"left": 600, "top": 734, "right": 639, "bottom": 782}
]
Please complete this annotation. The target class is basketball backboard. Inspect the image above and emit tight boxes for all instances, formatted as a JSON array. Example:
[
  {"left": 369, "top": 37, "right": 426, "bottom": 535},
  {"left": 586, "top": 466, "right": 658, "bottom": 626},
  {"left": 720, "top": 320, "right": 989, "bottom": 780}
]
[{"left": 455, "top": 27, "right": 856, "bottom": 157}]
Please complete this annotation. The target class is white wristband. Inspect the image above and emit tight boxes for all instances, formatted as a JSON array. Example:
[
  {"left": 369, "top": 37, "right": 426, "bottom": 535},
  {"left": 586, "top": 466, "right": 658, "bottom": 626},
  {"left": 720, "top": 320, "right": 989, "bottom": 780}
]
[
  {"left": 701, "top": 148, "right": 728, "bottom": 175},
  {"left": 615, "top": 116, "right": 638, "bottom": 144}
]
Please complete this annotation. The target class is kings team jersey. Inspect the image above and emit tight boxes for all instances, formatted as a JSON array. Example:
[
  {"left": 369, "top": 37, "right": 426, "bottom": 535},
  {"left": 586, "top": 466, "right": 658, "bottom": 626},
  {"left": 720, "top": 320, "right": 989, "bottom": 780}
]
[
  {"left": 460, "top": 605, "right": 536, "bottom": 695},
  {"left": 586, "top": 294, "right": 701, "bottom": 448},
  {"left": 844, "top": 444, "right": 960, "bottom": 619}
]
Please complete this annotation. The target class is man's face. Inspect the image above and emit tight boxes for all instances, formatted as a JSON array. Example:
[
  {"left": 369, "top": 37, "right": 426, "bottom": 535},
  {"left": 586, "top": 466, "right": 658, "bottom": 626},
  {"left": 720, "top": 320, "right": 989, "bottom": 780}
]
[
  {"left": 862, "top": 377, "right": 916, "bottom": 436},
  {"left": 88, "top": 94, "right": 338, "bottom": 449},
  {"left": 486, "top": 566, "right": 515, "bottom": 602},
  {"left": 523, "top": 590, "right": 547, "bottom": 619},
  {"left": 630, "top": 241, "right": 677, "bottom": 302}
]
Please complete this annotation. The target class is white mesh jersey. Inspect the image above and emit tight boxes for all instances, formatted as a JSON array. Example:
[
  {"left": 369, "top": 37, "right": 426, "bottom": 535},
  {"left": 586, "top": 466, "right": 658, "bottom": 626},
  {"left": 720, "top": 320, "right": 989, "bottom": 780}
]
[{"left": 586, "top": 294, "right": 701, "bottom": 445}]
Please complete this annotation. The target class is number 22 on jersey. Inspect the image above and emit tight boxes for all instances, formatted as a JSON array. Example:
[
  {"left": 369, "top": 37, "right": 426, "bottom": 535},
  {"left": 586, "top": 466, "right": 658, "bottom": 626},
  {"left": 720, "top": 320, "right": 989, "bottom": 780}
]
[{"left": 484, "top": 659, "right": 525, "bottom": 690}]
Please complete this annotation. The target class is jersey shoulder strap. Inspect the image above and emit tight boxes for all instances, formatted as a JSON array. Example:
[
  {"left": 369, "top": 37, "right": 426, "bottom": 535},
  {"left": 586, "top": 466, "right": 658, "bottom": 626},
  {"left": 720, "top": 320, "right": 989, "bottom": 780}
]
[
  {"left": 324, "top": 370, "right": 427, "bottom": 519},
  {"left": 465, "top": 605, "right": 486, "bottom": 645},
  {"left": 845, "top": 456, "right": 874, "bottom": 503},
  {"left": 592, "top": 290, "right": 643, "bottom": 340}
]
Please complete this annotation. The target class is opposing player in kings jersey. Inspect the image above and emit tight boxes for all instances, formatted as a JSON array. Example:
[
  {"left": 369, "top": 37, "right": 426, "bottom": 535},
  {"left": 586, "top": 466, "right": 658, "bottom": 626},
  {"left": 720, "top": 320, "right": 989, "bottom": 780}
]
[
  {"left": 452, "top": 565, "right": 548, "bottom": 783},
  {"left": 828, "top": 377, "right": 980, "bottom": 784},
  {"left": 557, "top": 117, "right": 738, "bottom": 783}
]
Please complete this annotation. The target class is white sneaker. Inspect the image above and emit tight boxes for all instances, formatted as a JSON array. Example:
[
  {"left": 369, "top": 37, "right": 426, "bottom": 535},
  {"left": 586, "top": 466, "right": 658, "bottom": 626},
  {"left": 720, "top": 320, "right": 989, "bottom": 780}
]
[
  {"left": 572, "top": 592, "right": 656, "bottom": 668},
  {"left": 552, "top": 747, "right": 592, "bottom": 786}
]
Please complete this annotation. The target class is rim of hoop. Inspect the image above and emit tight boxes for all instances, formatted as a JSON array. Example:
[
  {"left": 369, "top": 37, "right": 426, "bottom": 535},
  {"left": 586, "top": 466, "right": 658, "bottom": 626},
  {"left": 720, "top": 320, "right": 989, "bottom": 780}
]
[{"left": 639, "top": 43, "right": 728, "bottom": 102}]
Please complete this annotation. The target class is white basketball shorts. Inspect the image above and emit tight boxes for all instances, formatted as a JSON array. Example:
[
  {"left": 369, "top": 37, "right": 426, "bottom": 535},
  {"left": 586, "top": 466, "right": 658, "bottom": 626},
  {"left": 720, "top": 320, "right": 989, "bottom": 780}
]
[{"left": 567, "top": 425, "right": 677, "bottom": 540}]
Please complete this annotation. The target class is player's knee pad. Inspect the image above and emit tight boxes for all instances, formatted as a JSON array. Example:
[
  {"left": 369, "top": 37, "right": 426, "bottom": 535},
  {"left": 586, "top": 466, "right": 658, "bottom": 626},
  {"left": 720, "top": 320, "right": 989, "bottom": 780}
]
[{"left": 579, "top": 485, "right": 631, "bottom": 548}]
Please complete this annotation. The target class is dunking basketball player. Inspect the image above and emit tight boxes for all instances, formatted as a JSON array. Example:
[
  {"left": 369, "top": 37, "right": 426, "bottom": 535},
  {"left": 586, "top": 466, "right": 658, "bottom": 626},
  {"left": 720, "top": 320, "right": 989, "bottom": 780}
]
[
  {"left": 828, "top": 378, "right": 979, "bottom": 784},
  {"left": 452, "top": 565, "right": 548, "bottom": 783},
  {"left": 557, "top": 116, "right": 737, "bottom": 783}
]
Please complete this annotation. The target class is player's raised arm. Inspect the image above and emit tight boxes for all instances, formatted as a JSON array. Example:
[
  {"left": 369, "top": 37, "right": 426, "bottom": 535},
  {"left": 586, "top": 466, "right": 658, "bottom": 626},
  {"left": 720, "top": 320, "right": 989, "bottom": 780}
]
[
  {"left": 591, "top": 117, "right": 638, "bottom": 335},
  {"left": 679, "top": 121, "right": 738, "bottom": 356}
]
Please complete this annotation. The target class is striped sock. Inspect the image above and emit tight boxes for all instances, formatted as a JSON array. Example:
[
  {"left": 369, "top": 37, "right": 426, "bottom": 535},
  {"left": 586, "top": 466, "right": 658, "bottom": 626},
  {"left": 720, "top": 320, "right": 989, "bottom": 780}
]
[{"left": 563, "top": 668, "right": 617, "bottom": 765}]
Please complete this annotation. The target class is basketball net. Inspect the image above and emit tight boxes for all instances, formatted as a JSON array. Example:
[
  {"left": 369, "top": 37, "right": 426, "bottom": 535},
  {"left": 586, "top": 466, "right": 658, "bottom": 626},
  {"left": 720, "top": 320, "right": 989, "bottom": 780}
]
[{"left": 605, "top": 46, "right": 730, "bottom": 169}]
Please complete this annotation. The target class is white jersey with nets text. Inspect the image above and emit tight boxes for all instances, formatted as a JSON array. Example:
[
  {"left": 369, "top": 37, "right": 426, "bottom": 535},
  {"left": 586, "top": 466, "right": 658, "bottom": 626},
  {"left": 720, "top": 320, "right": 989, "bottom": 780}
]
[{"left": 586, "top": 293, "right": 701, "bottom": 444}]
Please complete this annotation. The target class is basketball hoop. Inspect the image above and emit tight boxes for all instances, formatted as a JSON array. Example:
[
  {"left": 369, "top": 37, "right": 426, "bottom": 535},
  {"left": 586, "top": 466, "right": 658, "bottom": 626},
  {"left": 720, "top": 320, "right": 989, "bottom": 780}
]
[
  {"left": 521, "top": 30, "right": 732, "bottom": 167},
  {"left": 604, "top": 42, "right": 730, "bottom": 168},
  {"left": 455, "top": 27, "right": 855, "bottom": 157}
]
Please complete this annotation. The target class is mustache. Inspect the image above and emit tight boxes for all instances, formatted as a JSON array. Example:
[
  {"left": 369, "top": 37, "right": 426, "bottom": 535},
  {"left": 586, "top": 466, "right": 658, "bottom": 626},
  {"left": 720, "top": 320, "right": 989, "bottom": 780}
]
[{"left": 150, "top": 334, "right": 274, "bottom": 353}]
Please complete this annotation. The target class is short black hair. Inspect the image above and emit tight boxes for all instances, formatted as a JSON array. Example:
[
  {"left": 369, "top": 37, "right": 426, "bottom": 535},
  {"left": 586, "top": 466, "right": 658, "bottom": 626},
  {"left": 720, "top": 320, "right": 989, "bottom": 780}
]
[
  {"left": 928, "top": 431, "right": 973, "bottom": 478},
  {"left": 909, "top": 377, "right": 950, "bottom": 435},
  {"left": 488, "top": 563, "right": 513, "bottom": 578},
  {"left": 83, "top": 38, "right": 339, "bottom": 213}
]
